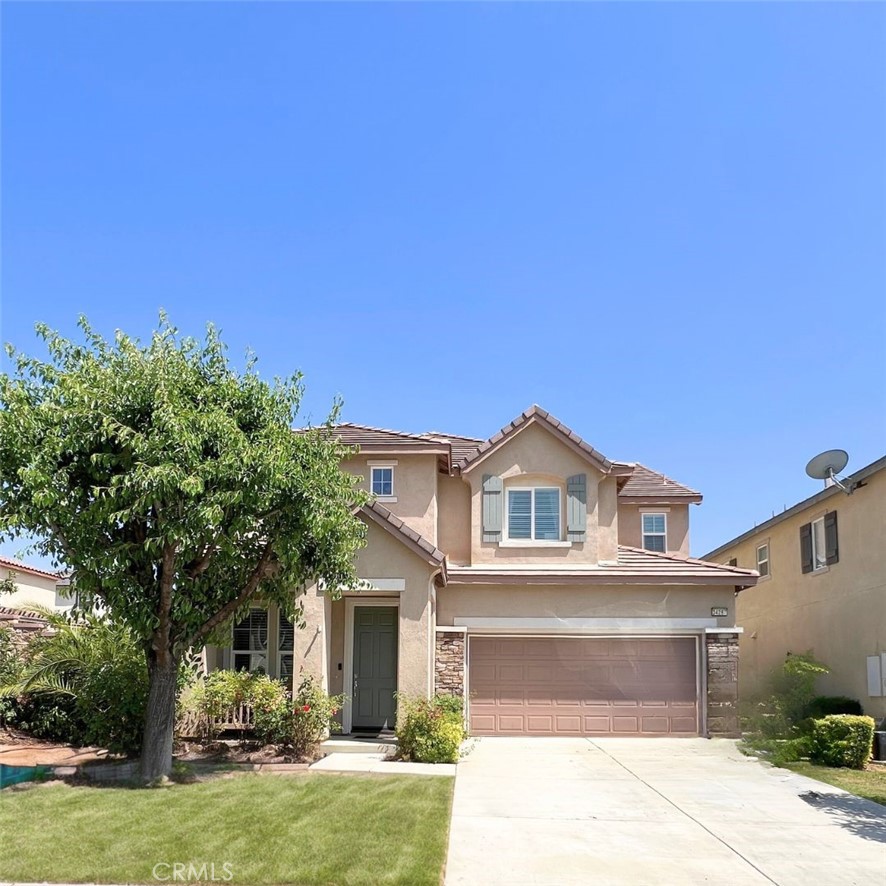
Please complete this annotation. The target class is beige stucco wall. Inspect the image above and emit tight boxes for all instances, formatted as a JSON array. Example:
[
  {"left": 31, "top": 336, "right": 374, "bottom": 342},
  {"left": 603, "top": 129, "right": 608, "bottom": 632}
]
[
  {"left": 718, "top": 468, "right": 886, "bottom": 719},
  {"left": 437, "top": 474, "right": 471, "bottom": 565},
  {"left": 294, "top": 518, "right": 437, "bottom": 703},
  {"left": 617, "top": 503, "right": 691, "bottom": 555},
  {"left": 437, "top": 583, "right": 736, "bottom": 627},
  {"left": 1, "top": 568, "right": 65, "bottom": 611},
  {"left": 464, "top": 422, "right": 614, "bottom": 566},
  {"left": 341, "top": 454, "right": 439, "bottom": 544}
]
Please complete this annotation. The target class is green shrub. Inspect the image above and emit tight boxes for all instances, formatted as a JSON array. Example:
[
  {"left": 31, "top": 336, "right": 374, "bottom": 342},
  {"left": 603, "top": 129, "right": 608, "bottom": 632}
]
[
  {"left": 0, "top": 612, "right": 148, "bottom": 754},
  {"left": 396, "top": 694, "right": 466, "bottom": 764},
  {"left": 254, "top": 675, "right": 344, "bottom": 756},
  {"left": 810, "top": 715, "right": 875, "bottom": 769},
  {"left": 804, "top": 696, "right": 863, "bottom": 719},
  {"left": 178, "top": 670, "right": 289, "bottom": 741},
  {"left": 179, "top": 671, "right": 343, "bottom": 757}
]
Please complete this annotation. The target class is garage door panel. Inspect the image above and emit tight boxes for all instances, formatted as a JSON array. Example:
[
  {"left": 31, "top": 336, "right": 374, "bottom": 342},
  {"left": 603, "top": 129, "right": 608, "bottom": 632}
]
[{"left": 469, "top": 636, "right": 698, "bottom": 737}]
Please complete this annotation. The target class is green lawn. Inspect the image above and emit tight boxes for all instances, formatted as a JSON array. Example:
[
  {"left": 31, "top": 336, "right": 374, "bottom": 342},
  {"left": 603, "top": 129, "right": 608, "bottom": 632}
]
[
  {"left": 785, "top": 762, "right": 886, "bottom": 807},
  {"left": 0, "top": 772, "right": 454, "bottom": 885}
]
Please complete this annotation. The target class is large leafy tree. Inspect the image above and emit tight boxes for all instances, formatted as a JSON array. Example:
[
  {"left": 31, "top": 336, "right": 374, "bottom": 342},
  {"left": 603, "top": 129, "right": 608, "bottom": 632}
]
[{"left": 0, "top": 317, "right": 365, "bottom": 780}]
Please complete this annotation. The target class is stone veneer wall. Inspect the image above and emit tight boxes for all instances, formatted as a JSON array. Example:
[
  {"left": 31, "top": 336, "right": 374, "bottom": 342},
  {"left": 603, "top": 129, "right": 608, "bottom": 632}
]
[
  {"left": 434, "top": 630, "right": 465, "bottom": 696},
  {"left": 706, "top": 632, "right": 740, "bottom": 737}
]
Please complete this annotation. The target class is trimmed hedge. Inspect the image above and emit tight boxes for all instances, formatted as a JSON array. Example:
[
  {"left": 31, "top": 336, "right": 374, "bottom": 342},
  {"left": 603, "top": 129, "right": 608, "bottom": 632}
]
[
  {"left": 804, "top": 696, "right": 863, "bottom": 719},
  {"left": 809, "top": 715, "right": 875, "bottom": 769}
]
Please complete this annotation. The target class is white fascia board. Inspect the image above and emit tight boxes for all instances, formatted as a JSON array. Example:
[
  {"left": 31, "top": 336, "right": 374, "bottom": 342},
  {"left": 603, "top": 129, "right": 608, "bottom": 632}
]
[{"left": 453, "top": 617, "right": 718, "bottom": 630}]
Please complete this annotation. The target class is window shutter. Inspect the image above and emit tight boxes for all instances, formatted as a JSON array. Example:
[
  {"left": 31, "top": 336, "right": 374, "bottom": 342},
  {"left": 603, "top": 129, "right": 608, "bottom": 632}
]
[
  {"left": 824, "top": 511, "right": 839, "bottom": 566},
  {"left": 482, "top": 474, "right": 502, "bottom": 542},
  {"left": 566, "top": 474, "right": 587, "bottom": 542},
  {"left": 799, "top": 522, "right": 813, "bottom": 574}
]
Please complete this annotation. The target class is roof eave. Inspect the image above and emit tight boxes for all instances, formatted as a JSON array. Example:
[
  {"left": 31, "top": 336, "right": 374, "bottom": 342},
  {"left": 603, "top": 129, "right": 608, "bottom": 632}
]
[
  {"left": 618, "top": 494, "right": 704, "bottom": 505},
  {"left": 444, "top": 569, "right": 756, "bottom": 587}
]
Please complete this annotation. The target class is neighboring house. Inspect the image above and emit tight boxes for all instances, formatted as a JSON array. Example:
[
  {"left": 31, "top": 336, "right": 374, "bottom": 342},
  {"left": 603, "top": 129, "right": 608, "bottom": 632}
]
[
  {"left": 704, "top": 456, "right": 886, "bottom": 721},
  {"left": 0, "top": 555, "right": 72, "bottom": 612},
  {"left": 207, "top": 405, "right": 757, "bottom": 737}
]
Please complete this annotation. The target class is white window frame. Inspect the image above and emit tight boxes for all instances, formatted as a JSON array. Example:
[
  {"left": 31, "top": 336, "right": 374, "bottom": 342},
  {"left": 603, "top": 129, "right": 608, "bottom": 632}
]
[
  {"left": 231, "top": 607, "right": 270, "bottom": 675},
  {"left": 227, "top": 606, "right": 294, "bottom": 689},
  {"left": 641, "top": 512, "right": 668, "bottom": 552},
  {"left": 811, "top": 516, "right": 827, "bottom": 571},
  {"left": 756, "top": 542, "right": 770, "bottom": 579},
  {"left": 505, "top": 486, "right": 562, "bottom": 542},
  {"left": 369, "top": 464, "right": 396, "bottom": 502}
]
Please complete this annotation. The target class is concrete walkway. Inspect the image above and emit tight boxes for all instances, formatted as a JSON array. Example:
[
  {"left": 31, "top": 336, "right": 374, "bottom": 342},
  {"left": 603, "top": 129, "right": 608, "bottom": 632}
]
[{"left": 445, "top": 737, "right": 886, "bottom": 886}]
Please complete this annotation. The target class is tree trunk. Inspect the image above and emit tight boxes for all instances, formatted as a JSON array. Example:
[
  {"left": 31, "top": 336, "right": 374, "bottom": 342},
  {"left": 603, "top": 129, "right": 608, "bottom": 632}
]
[{"left": 139, "top": 650, "right": 178, "bottom": 782}]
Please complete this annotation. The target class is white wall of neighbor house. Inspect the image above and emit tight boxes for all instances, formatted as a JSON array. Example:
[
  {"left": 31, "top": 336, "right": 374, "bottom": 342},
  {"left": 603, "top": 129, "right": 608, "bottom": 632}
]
[
  {"left": 719, "top": 465, "right": 886, "bottom": 720},
  {"left": 1, "top": 568, "right": 69, "bottom": 611}
]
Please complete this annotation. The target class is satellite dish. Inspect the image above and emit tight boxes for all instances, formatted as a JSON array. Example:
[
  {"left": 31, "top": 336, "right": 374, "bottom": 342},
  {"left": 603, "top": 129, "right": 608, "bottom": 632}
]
[
  {"left": 805, "top": 449, "right": 855, "bottom": 494},
  {"left": 805, "top": 449, "right": 849, "bottom": 481}
]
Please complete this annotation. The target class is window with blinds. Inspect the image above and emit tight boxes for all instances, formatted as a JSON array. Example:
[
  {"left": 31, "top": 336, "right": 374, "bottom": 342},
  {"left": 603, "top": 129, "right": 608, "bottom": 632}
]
[
  {"left": 642, "top": 513, "right": 667, "bottom": 552},
  {"left": 507, "top": 487, "right": 561, "bottom": 541},
  {"left": 232, "top": 609, "right": 269, "bottom": 674}
]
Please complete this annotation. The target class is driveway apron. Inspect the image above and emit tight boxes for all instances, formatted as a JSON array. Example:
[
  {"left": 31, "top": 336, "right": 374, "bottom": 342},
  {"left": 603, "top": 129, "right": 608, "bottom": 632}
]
[{"left": 445, "top": 737, "right": 886, "bottom": 886}]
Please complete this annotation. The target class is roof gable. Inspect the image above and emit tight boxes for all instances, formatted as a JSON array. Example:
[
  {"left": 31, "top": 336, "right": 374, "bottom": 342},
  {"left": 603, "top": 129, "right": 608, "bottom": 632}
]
[
  {"left": 358, "top": 501, "right": 447, "bottom": 576},
  {"left": 457, "top": 405, "right": 632, "bottom": 477}
]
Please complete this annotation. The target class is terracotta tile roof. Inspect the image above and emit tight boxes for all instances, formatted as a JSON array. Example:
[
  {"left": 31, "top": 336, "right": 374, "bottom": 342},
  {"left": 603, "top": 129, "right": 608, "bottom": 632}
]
[
  {"left": 359, "top": 500, "right": 446, "bottom": 569},
  {"left": 446, "top": 546, "right": 757, "bottom": 587},
  {"left": 617, "top": 464, "right": 702, "bottom": 502},
  {"left": 333, "top": 422, "right": 436, "bottom": 446},
  {"left": 615, "top": 546, "right": 756, "bottom": 578},
  {"left": 457, "top": 405, "right": 630, "bottom": 475},
  {"left": 422, "top": 431, "right": 485, "bottom": 465},
  {"left": 0, "top": 555, "right": 62, "bottom": 582}
]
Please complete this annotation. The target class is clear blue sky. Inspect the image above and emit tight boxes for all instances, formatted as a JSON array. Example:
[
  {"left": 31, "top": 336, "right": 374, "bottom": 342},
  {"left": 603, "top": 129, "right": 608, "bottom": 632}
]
[{"left": 2, "top": 2, "right": 884, "bottom": 563}]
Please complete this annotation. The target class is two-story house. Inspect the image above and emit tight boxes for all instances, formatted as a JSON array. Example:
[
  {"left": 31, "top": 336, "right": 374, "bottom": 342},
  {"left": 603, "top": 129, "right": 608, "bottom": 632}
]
[
  {"left": 704, "top": 455, "right": 886, "bottom": 721},
  {"left": 208, "top": 406, "right": 757, "bottom": 738}
]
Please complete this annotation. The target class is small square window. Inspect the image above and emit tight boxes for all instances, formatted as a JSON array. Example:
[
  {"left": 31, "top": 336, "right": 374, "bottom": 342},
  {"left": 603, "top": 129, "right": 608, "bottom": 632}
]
[
  {"left": 371, "top": 466, "right": 394, "bottom": 497},
  {"left": 756, "top": 543, "right": 770, "bottom": 578},
  {"left": 642, "top": 513, "right": 667, "bottom": 552}
]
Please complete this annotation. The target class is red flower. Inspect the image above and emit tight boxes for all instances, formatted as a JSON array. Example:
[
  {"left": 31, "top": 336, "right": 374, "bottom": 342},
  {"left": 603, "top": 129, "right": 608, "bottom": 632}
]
[{"left": 302, "top": 704, "right": 311, "bottom": 712}]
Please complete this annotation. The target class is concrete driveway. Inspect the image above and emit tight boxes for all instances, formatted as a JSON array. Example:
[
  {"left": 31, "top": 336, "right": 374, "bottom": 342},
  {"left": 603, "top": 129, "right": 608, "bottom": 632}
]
[{"left": 445, "top": 737, "right": 886, "bottom": 886}]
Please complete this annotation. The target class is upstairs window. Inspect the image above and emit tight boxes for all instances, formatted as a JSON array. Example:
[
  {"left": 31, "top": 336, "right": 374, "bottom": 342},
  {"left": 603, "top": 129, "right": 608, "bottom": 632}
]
[
  {"left": 507, "top": 487, "right": 561, "bottom": 541},
  {"left": 642, "top": 513, "right": 667, "bottom": 552},
  {"left": 800, "top": 511, "right": 838, "bottom": 573},
  {"left": 371, "top": 466, "right": 394, "bottom": 497},
  {"left": 756, "top": 543, "right": 770, "bottom": 578}
]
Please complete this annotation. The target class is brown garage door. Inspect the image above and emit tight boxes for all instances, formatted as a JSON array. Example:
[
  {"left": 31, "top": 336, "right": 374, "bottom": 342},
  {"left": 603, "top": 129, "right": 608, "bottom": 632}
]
[{"left": 469, "top": 636, "right": 698, "bottom": 736}]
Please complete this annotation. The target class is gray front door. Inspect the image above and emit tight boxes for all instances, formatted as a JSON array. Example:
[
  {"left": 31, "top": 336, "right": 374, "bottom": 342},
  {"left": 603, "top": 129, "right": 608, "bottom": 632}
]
[{"left": 352, "top": 606, "right": 398, "bottom": 731}]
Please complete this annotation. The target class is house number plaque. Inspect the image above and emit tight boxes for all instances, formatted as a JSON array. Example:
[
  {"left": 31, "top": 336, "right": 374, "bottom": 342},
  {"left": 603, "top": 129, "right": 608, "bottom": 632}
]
[{"left": 711, "top": 607, "right": 728, "bottom": 617}]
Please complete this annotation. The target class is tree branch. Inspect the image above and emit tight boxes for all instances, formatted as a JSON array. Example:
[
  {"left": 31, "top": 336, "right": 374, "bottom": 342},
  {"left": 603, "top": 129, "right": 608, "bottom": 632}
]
[{"left": 185, "top": 541, "right": 276, "bottom": 649}]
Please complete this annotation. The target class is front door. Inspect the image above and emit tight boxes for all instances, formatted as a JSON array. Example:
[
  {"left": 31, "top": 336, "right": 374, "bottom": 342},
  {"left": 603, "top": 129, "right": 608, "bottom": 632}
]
[{"left": 352, "top": 606, "right": 398, "bottom": 731}]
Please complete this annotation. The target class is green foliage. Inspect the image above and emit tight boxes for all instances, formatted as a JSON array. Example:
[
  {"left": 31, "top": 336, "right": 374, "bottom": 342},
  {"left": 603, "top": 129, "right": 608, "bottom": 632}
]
[
  {"left": 396, "top": 694, "right": 466, "bottom": 764},
  {"left": 809, "top": 715, "right": 875, "bottom": 769},
  {"left": 742, "top": 652, "right": 830, "bottom": 741},
  {"left": 771, "top": 652, "right": 829, "bottom": 726},
  {"left": 178, "top": 670, "right": 288, "bottom": 741},
  {"left": 0, "top": 315, "right": 367, "bottom": 776},
  {"left": 0, "top": 611, "right": 148, "bottom": 754},
  {"left": 804, "top": 696, "right": 864, "bottom": 719},
  {"left": 253, "top": 675, "right": 344, "bottom": 756},
  {"left": 0, "top": 315, "right": 366, "bottom": 649}
]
